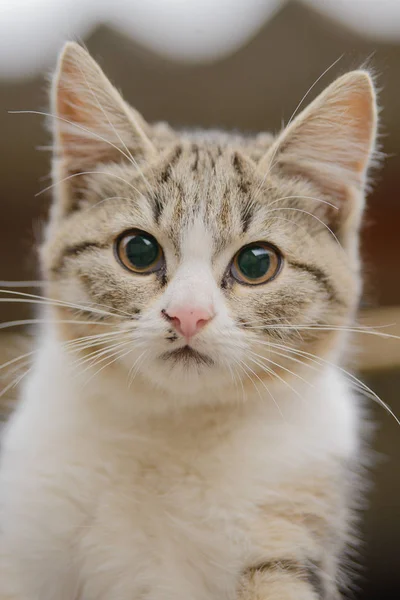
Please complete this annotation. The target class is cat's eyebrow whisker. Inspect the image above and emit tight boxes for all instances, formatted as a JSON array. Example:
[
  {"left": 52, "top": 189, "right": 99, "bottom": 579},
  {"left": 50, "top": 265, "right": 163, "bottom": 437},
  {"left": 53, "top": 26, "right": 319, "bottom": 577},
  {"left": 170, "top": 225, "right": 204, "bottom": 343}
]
[
  {"left": 266, "top": 195, "right": 339, "bottom": 211},
  {"left": 285, "top": 55, "right": 344, "bottom": 130},
  {"left": 35, "top": 169, "right": 142, "bottom": 198},
  {"left": 253, "top": 215, "right": 317, "bottom": 246},
  {"left": 84, "top": 195, "right": 136, "bottom": 213},
  {"left": 252, "top": 55, "right": 343, "bottom": 200},
  {"left": 266, "top": 207, "right": 344, "bottom": 251}
]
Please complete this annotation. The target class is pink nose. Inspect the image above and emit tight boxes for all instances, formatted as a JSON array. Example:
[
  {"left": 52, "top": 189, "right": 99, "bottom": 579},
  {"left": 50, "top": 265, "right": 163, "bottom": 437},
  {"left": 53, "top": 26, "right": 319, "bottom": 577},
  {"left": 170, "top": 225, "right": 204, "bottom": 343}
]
[{"left": 162, "top": 305, "right": 214, "bottom": 339}]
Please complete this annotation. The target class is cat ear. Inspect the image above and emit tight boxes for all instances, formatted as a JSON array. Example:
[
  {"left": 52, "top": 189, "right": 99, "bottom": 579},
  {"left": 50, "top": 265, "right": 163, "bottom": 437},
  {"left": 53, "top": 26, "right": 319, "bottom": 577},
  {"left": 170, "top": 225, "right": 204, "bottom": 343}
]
[
  {"left": 51, "top": 42, "right": 155, "bottom": 169},
  {"left": 258, "top": 71, "right": 378, "bottom": 235}
]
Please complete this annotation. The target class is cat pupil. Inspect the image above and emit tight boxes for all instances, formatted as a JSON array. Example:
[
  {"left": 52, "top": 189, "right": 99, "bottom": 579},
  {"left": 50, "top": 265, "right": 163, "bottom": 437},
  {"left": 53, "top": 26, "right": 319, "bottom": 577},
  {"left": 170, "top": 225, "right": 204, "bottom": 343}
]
[
  {"left": 127, "top": 234, "right": 158, "bottom": 268},
  {"left": 238, "top": 246, "right": 270, "bottom": 279}
]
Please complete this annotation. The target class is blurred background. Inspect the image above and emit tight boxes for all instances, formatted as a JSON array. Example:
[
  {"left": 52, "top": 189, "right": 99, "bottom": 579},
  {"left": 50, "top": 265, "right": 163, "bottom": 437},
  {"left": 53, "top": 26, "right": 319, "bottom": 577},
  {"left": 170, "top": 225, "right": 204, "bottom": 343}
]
[{"left": 0, "top": 0, "right": 399, "bottom": 597}]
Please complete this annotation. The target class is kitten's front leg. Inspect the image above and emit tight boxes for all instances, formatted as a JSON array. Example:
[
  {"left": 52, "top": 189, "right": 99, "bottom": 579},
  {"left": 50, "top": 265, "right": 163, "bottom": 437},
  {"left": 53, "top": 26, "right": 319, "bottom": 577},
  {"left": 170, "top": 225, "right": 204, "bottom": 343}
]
[
  {"left": 237, "top": 469, "right": 348, "bottom": 600},
  {"left": 238, "top": 560, "right": 330, "bottom": 600}
]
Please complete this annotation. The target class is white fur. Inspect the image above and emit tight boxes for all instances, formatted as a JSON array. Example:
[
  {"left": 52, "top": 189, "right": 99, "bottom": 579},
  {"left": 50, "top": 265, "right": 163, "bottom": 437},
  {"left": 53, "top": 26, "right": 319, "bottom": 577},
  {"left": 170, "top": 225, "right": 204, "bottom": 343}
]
[{"left": 0, "top": 328, "right": 359, "bottom": 600}]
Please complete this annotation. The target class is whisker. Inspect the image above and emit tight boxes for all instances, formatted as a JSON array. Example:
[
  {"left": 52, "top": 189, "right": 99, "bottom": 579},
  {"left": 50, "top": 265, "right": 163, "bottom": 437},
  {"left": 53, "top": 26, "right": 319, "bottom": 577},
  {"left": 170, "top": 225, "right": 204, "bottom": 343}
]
[
  {"left": 266, "top": 207, "right": 343, "bottom": 250},
  {"left": 0, "top": 364, "right": 31, "bottom": 400},
  {"left": 230, "top": 357, "right": 247, "bottom": 403},
  {"left": 0, "top": 319, "right": 114, "bottom": 331},
  {"left": 0, "top": 350, "right": 36, "bottom": 372},
  {"left": 254, "top": 345, "right": 319, "bottom": 373},
  {"left": 0, "top": 288, "right": 130, "bottom": 318},
  {"left": 254, "top": 339, "right": 400, "bottom": 426},
  {"left": 0, "top": 280, "right": 43, "bottom": 288},
  {"left": 248, "top": 348, "right": 313, "bottom": 388},
  {"left": 267, "top": 195, "right": 338, "bottom": 211},
  {"left": 0, "top": 332, "right": 121, "bottom": 385},
  {"left": 234, "top": 359, "right": 263, "bottom": 402},
  {"left": 0, "top": 297, "right": 117, "bottom": 319},
  {"left": 247, "top": 354, "right": 305, "bottom": 404},
  {"left": 84, "top": 195, "right": 135, "bottom": 213},
  {"left": 82, "top": 345, "right": 135, "bottom": 388},
  {"left": 284, "top": 55, "right": 344, "bottom": 130},
  {"left": 65, "top": 331, "right": 121, "bottom": 351},
  {"left": 128, "top": 350, "right": 148, "bottom": 388},
  {"left": 242, "top": 323, "right": 400, "bottom": 342},
  {"left": 10, "top": 110, "right": 137, "bottom": 174},
  {"left": 35, "top": 169, "right": 142, "bottom": 198},
  {"left": 239, "top": 357, "right": 284, "bottom": 418},
  {"left": 71, "top": 339, "right": 131, "bottom": 372},
  {"left": 75, "top": 61, "right": 155, "bottom": 198},
  {"left": 252, "top": 55, "right": 343, "bottom": 200}
]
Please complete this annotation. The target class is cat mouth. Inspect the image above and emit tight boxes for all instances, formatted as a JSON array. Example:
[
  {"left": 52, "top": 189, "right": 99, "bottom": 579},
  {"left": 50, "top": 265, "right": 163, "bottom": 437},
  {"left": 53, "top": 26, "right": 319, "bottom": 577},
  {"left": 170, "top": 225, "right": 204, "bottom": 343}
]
[{"left": 161, "top": 346, "right": 214, "bottom": 367}]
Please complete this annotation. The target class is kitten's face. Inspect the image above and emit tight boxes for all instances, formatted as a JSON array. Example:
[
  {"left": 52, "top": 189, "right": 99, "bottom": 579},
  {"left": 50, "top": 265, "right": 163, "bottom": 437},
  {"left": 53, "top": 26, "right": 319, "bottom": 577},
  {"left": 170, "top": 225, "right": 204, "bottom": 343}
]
[{"left": 42, "top": 43, "right": 377, "bottom": 397}]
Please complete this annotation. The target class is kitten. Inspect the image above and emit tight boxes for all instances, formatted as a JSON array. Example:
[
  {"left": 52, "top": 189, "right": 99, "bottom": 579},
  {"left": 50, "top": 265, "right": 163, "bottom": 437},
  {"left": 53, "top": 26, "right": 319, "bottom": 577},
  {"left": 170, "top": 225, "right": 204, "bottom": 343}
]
[{"left": 0, "top": 42, "right": 377, "bottom": 600}]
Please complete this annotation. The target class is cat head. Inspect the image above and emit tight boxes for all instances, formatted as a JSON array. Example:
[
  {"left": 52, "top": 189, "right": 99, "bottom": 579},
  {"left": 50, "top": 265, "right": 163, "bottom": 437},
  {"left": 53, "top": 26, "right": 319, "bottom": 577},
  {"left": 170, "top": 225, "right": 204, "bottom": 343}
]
[{"left": 41, "top": 42, "right": 378, "bottom": 399}]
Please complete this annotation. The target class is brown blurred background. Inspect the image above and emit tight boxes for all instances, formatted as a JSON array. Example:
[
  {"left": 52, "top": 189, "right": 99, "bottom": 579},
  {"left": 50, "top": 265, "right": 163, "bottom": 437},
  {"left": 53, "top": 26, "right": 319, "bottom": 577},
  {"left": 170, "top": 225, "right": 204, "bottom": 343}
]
[{"left": 0, "top": 1, "right": 399, "bottom": 597}]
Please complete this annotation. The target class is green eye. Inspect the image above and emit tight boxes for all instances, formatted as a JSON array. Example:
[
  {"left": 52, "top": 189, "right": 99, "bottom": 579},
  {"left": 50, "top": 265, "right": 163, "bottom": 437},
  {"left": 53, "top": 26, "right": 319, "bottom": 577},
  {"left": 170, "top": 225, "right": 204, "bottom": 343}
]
[
  {"left": 231, "top": 243, "right": 281, "bottom": 285},
  {"left": 116, "top": 230, "right": 164, "bottom": 274}
]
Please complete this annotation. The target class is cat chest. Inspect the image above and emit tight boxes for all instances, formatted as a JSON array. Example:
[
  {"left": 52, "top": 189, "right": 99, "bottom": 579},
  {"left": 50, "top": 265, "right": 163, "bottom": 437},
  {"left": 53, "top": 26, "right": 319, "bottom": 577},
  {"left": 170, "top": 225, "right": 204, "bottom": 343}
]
[{"left": 75, "top": 444, "right": 264, "bottom": 600}]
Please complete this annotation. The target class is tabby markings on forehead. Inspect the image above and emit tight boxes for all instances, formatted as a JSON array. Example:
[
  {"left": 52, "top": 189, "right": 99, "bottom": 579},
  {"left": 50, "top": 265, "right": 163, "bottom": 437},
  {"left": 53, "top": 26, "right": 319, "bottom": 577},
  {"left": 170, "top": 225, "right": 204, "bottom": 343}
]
[
  {"left": 152, "top": 192, "right": 163, "bottom": 225},
  {"left": 159, "top": 146, "right": 183, "bottom": 184},
  {"left": 240, "top": 199, "right": 254, "bottom": 234},
  {"left": 191, "top": 144, "right": 199, "bottom": 172}
]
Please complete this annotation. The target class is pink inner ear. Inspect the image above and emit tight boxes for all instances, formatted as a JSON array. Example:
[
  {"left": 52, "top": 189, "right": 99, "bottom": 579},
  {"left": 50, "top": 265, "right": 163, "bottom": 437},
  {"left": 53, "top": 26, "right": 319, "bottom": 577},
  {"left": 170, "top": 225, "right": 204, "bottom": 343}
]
[
  {"left": 328, "top": 83, "right": 376, "bottom": 175},
  {"left": 258, "top": 71, "right": 377, "bottom": 187},
  {"left": 52, "top": 42, "right": 155, "bottom": 167}
]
